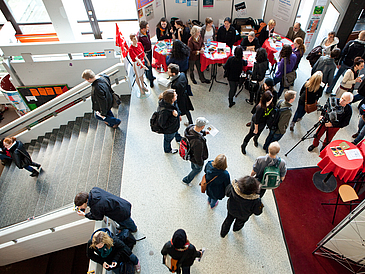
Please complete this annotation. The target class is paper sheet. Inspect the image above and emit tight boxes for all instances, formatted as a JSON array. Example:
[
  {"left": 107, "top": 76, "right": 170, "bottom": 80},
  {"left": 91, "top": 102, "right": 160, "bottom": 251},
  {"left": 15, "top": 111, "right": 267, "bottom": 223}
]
[
  {"left": 206, "top": 124, "right": 219, "bottom": 137},
  {"left": 344, "top": 149, "right": 363, "bottom": 160}
]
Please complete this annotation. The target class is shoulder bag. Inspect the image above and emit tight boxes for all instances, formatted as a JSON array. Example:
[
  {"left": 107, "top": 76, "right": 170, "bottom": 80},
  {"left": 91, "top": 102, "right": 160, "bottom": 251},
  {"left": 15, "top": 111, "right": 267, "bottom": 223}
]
[
  {"left": 304, "top": 87, "right": 317, "bottom": 113},
  {"left": 101, "top": 76, "right": 121, "bottom": 108},
  {"left": 283, "top": 57, "right": 296, "bottom": 87},
  {"left": 199, "top": 175, "right": 218, "bottom": 193}
]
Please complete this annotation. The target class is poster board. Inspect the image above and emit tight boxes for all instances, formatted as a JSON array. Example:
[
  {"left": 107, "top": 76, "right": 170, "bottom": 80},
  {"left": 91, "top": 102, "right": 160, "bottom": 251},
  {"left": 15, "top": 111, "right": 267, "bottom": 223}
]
[{"left": 137, "top": 0, "right": 165, "bottom": 39}]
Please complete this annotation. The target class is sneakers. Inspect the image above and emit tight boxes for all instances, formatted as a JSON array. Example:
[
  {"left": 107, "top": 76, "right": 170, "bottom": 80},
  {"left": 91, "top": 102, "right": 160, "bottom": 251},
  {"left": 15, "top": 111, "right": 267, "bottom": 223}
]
[
  {"left": 229, "top": 102, "right": 235, "bottom": 108},
  {"left": 135, "top": 262, "right": 141, "bottom": 273},
  {"left": 211, "top": 201, "right": 219, "bottom": 209},
  {"left": 308, "top": 145, "right": 316, "bottom": 152},
  {"left": 181, "top": 180, "right": 192, "bottom": 187},
  {"left": 166, "top": 149, "right": 178, "bottom": 154}
]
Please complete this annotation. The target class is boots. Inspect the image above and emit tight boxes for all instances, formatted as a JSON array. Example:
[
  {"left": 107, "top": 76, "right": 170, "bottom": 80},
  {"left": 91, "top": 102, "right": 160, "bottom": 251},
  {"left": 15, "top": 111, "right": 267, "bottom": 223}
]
[
  {"left": 290, "top": 121, "right": 295, "bottom": 131},
  {"left": 241, "top": 142, "right": 248, "bottom": 155},
  {"left": 253, "top": 137, "right": 258, "bottom": 147}
]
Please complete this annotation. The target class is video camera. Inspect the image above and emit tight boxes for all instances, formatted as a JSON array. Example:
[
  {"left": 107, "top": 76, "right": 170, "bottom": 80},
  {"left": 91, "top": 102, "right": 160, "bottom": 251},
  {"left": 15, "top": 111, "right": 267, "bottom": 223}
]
[{"left": 317, "top": 97, "right": 344, "bottom": 124}]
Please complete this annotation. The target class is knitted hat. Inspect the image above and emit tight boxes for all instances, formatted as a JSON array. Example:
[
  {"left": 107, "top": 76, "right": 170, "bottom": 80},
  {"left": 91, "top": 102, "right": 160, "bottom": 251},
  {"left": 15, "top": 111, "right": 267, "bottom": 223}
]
[
  {"left": 265, "top": 78, "right": 275, "bottom": 87},
  {"left": 172, "top": 229, "right": 187, "bottom": 249}
]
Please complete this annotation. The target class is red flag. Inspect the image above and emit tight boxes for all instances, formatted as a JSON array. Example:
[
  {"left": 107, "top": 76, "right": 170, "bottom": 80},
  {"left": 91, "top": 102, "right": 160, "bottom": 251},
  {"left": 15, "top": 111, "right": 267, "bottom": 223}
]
[{"left": 116, "top": 23, "right": 129, "bottom": 58}]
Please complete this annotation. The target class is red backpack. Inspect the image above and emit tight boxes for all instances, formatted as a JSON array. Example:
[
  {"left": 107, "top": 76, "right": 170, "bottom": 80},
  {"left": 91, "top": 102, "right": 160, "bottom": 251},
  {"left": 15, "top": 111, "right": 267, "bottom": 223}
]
[{"left": 179, "top": 136, "right": 198, "bottom": 160}]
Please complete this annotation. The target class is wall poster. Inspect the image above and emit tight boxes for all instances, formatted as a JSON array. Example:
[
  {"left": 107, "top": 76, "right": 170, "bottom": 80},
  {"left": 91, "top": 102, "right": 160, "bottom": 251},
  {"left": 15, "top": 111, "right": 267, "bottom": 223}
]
[
  {"left": 273, "top": 0, "right": 295, "bottom": 22},
  {"left": 203, "top": 0, "right": 214, "bottom": 7}
]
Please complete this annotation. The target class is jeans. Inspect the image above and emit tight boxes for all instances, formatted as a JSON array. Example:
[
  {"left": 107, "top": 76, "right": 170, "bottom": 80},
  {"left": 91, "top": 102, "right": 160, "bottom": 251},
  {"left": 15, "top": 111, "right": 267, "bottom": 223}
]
[
  {"left": 183, "top": 162, "right": 203, "bottom": 184},
  {"left": 326, "top": 61, "right": 351, "bottom": 94},
  {"left": 273, "top": 76, "right": 285, "bottom": 98},
  {"left": 24, "top": 165, "right": 37, "bottom": 173},
  {"left": 117, "top": 217, "right": 137, "bottom": 232},
  {"left": 220, "top": 212, "right": 248, "bottom": 237},
  {"left": 111, "top": 254, "right": 139, "bottom": 274},
  {"left": 292, "top": 104, "right": 306, "bottom": 122},
  {"left": 94, "top": 110, "right": 121, "bottom": 127},
  {"left": 208, "top": 196, "right": 218, "bottom": 208},
  {"left": 145, "top": 50, "right": 154, "bottom": 81},
  {"left": 354, "top": 117, "right": 365, "bottom": 144},
  {"left": 163, "top": 132, "right": 182, "bottom": 153},
  {"left": 263, "top": 130, "right": 283, "bottom": 152},
  {"left": 189, "top": 59, "right": 206, "bottom": 82},
  {"left": 228, "top": 81, "right": 238, "bottom": 105}
]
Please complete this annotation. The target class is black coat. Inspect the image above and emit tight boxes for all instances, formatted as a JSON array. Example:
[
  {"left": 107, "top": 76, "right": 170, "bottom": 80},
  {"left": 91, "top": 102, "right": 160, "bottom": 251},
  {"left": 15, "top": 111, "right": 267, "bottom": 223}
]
[
  {"left": 157, "top": 99, "right": 181, "bottom": 134},
  {"left": 171, "top": 73, "right": 194, "bottom": 115},
  {"left": 226, "top": 181, "right": 262, "bottom": 220},
  {"left": 204, "top": 160, "right": 230, "bottom": 200},
  {"left": 217, "top": 25, "right": 236, "bottom": 48},
  {"left": 298, "top": 82, "right": 323, "bottom": 105},
  {"left": 91, "top": 75, "right": 113, "bottom": 116},
  {"left": 161, "top": 241, "right": 201, "bottom": 268},
  {"left": 156, "top": 27, "right": 172, "bottom": 41},
  {"left": 87, "top": 235, "right": 132, "bottom": 266},
  {"left": 252, "top": 60, "right": 269, "bottom": 82},
  {"left": 240, "top": 37, "right": 260, "bottom": 51},
  {"left": 85, "top": 187, "right": 132, "bottom": 223},
  {"left": 223, "top": 56, "right": 246, "bottom": 82},
  {"left": 258, "top": 25, "right": 274, "bottom": 46},
  {"left": 184, "top": 125, "right": 208, "bottom": 166},
  {"left": 8, "top": 141, "right": 31, "bottom": 169}
]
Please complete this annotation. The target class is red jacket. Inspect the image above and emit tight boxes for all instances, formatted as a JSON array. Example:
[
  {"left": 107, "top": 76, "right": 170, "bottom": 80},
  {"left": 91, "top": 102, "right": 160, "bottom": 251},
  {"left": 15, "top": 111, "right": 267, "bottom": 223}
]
[{"left": 188, "top": 36, "right": 204, "bottom": 61}]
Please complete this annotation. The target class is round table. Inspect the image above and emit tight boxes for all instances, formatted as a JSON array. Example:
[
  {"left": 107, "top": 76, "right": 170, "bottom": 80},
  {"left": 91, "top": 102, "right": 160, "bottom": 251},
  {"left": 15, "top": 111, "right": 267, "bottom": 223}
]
[
  {"left": 313, "top": 140, "right": 364, "bottom": 192},
  {"left": 262, "top": 35, "right": 293, "bottom": 66},
  {"left": 152, "top": 39, "right": 172, "bottom": 72},
  {"left": 356, "top": 140, "right": 365, "bottom": 172}
]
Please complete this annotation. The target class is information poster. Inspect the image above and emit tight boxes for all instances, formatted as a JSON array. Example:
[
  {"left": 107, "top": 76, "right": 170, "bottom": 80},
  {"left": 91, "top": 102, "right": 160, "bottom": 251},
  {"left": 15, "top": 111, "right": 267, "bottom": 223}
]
[
  {"left": 273, "top": 0, "right": 295, "bottom": 22},
  {"left": 203, "top": 0, "right": 214, "bottom": 7},
  {"left": 135, "top": 0, "right": 153, "bottom": 10},
  {"left": 145, "top": 4, "right": 154, "bottom": 21}
]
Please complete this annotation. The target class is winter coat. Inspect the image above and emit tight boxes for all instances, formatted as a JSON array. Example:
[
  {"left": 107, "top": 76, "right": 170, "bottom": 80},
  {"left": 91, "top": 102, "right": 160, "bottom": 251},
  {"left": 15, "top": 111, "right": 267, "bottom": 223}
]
[
  {"left": 187, "top": 36, "right": 203, "bottom": 61},
  {"left": 340, "top": 39, "right": 365, "bottom": 67},
  {"left": 311, "top": 56, "right": 336, "bottom": 85},
  {"left": 91, "top": 75, "right": 113, "bottom": 116},
  {"left": 8, "top": 141, "right": 31, "bottom": 169},
  {"left": 217, "top": 25, "right": 236, "bottom": 48},
  {"left": 161, "top": 241, "right": 201, "bottom": 269},
  {"left": 275, "top": 100, "right": 293, "bottom": 135},
  {"left": 87, "top": 235, "right": 132, "bottom": 266},
  {"left": 226, "top": 181, "right": 262, "bottom": 220},
  {"left": 298, "top": 82, "right": 324, "bottom": 106},
  {"left": 171, "top": 72, "right": 194, "bottom": 115},
  {"left": 275, "top": 54, "right": 297, "bottom": 79},
  {"left": 252, "top": 60, "right": 269, "bottom": 82},
  {"left": 184, "top": 125, "right": 208, "bottom": 166},
  {"left": 204, "top": 160, "right": 230, "bottom": 200},
  {"left": 200, "top": 24, "right": 216, "bottom": 42},
  {"left": 223, "top": 56, "right": 246, "bottom": 82},
  {"left": 85, "top": 187, "right": 132, "bottom": 223},
  {"left": 157, "top": 99, "right": 181, "bottom": 134},
  {"left": 166, "top": 55, "right": 189, "bottom": 73},
  {"left": 320, "top": 37, "right": 339, "bottom": 56},
  {"left": 240, "top": 37, "right": 260, "bottom": 51}
]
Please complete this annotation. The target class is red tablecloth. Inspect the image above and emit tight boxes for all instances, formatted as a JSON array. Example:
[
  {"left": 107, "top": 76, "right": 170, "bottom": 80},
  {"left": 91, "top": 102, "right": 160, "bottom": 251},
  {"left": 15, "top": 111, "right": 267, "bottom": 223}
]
[
  {"left": 200, "top": 42, "right": 231, "bottom": 71},
  {"left": 356, "top": 140, "right": 365, "bottom": 171},
  {"left": 152, "top": 39, "right": 172, "bottom": 72},
  {"left": 262, "top": 36, "right": 293, "bottom": 65},
  {"left": 318, "top": 140, "right": 363, "bottom": 183},
  {"left": 242, "top": 50, "right": 254, "bottom": 72}
]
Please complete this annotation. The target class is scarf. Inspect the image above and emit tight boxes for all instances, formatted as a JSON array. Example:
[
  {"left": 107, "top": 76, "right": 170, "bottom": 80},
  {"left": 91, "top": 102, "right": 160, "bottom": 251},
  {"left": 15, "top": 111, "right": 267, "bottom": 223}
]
[{"left": 98, "top": 246, "right": 112, "bottom": 258}]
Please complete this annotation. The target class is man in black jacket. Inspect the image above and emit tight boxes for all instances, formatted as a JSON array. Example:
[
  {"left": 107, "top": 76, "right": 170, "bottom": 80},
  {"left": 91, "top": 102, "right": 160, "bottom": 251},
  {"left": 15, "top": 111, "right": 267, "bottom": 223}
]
[
  {"left": 308, "top": 92, "right": 353, "bottom": 152},
  {"left": 326, "top": 30, "right": 365, "bottom": 94},
  {"left": 182, "top": 117, "right": 209, "bottom": 186},
  {"left": 82, "top": 69, "right": 121, "bottom": 129},
  {"left": 74, "top": 187, "right": 137, "bottom": 232}
]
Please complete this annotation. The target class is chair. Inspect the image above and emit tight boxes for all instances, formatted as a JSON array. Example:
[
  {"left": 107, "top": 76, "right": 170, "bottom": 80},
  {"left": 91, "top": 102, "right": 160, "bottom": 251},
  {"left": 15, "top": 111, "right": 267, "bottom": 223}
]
[{"left": 321, "top": 184, "right": 359, "bottom": 224}]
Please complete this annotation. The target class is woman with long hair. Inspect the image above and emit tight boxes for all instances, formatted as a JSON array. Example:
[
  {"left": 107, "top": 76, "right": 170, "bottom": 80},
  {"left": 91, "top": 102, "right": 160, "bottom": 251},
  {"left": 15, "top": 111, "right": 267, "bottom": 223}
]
[
  {"left": 156, "top": 17, "right": 172, "bottom": 41},
  {"left": 173, "top": 19, "right": 191, "bottom": 44},
  {"left": 87, "top": 230, "right": 141, "bottom": 273},
  {"left": 3, "top": 137, "right": 41, "bottom": 177},
  {"left": 293, "top": 37, "right": 306, "bottom": 71},
  {"left": 204, "top": 154, "right": 231, "bottom": 209},
  {"left": 258, "top": 19, "right": 276, "bottom": 46},
  {"left": 200, "top": 17, "right": 216, "bottom": 43},
  {"left": 241, "top": 91, "right": 273, "bottom": 154},
  {"left": 166, "top": 40, "right": 190, "bottom": 75},
  {"left": 273, "top": 44, "right": 297, "bottom": 98},
  {"left": 223, "top": 45, "right": 246, "bottom": 107},
  {"left": 336, "top": 57, "right": 364, "bottom": 98},
  {"left": 246, "top": 48, "right": 269, "bottom": 105},
  {"left": 290, "top": 71, "right": 324, "bottom": 131}
]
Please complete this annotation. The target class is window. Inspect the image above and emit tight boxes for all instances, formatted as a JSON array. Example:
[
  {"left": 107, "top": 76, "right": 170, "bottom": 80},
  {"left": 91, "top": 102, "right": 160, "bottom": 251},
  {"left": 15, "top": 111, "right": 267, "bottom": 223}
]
[{"left": 5, "top": 0, "right": 51, "bottom": 23}]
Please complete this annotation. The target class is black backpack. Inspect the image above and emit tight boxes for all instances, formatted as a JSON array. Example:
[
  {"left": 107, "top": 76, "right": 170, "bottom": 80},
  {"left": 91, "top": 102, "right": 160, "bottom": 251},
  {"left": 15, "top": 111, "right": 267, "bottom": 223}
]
[
  {"left": 150, "top": 108, "right": 165, "bottom": 134},
  {"left": 266, "top": 100, "right": 290, "bottom": 131}
]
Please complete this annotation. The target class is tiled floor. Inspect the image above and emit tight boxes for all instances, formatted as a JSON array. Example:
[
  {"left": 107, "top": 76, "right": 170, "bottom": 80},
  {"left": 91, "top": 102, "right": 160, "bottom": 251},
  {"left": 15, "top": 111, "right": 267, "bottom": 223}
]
[{"left": 120, "top": 58, "right": 360, "bottom": 273}]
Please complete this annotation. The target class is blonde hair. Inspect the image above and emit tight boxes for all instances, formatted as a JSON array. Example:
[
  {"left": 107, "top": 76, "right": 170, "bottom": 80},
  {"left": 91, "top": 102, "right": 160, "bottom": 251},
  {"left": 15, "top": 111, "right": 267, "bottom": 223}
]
[
  {"left": 305, "top": 71, "right": 323, "bottom": 92},
  {"left": 294, "top": 37, "right": 306, "bottom": 55},
  {"left": 3, "top": 137, "right": 16, "bottom": 146},
  {"left": 89, "top": 231, "right": 114, "bottom": 250},
  {"left": 190, "top": 26, "right": 201, "bottom": 37},
  {"left": 212, "top": 154, "right": 227, "bottom": 170},
  {"left": 81, "top": 69, "right": 95, "bottom": 80},
  {"left": 268, "top": 142, "right": 280, "bottom": 156},
  {"left": 268, "top": 19, "right": 276, "bottom": 27}
]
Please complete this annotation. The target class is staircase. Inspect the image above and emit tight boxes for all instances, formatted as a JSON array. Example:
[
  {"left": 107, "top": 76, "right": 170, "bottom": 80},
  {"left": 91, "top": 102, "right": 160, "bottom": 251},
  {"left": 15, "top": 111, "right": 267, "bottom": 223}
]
[{"left": 0, "top": 95, "right": 130, "bottom": 229}]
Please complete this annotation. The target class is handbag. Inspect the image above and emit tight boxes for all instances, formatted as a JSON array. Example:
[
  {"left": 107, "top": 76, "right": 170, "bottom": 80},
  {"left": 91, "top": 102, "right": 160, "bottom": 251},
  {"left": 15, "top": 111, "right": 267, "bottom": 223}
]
[
  {"left": 283, "top": 57, "right": 296, "bottom": 87},
  {"left": 199, "top": 175, "right": 218, "bottom": 193},
  {"left": 304, "top": 88, "right": 317, "bottom": 113},
  {"left": 112, "top": 93, "right": 122, "bottom": 108}
]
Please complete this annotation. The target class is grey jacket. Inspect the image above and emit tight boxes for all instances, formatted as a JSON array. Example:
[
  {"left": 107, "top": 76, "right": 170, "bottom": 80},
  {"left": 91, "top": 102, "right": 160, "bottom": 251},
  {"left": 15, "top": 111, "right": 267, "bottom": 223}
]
[
  {"left": 276, "top": 100, "right": 293, "bottom": 135},
  {"left": 311, "top": 56, "right": 336, "bottom": 86}
]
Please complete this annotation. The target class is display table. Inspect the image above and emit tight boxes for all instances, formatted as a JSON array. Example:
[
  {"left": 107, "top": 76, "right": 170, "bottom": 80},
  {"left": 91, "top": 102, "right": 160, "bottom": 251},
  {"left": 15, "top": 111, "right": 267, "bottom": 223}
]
[
  {"left": 200, "top": 41, "right": 231, "bottom": 92},
  {"left": 262, "top": 35, "right": 293, "bottom": 66},
  {"left": 242, "top": 50, "right": 255, "bottom": 72},
  {"left": 313, "top": 140, "right": 363, "bottom": 192},
  {"left": 152, "top": 39, "right": 172, "bottom": 72},
  {"left": 356, "top": 140, "right": 365, "bottom": 172}
]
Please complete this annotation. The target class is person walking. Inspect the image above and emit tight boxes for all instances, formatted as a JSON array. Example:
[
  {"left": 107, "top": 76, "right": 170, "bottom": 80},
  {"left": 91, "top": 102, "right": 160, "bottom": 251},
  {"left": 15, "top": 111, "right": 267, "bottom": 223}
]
[
  {"left": 87, "top": 229, "right": 141, "bottom": 273},
  {"left": 82, "top": 69, "right": 122, "bottom": 128},
  {"left": 182, "top": 117, "right": 209, "bottom": 186},
  {"left": 204, "top": 154, "right": 230, "bottom": 209},
  {"left": 74, "top": 187, "right": 137, "bottom": 232},
  {"left": 157, "top": 89, "right": 182, "bottom": 154},
  {"left": 241, "top": 91, "right": 273, "bottom": 154},
  {"left": 138, "top": 20, "right": 156, "bottom": 88},
  {"left": 335, "top": 57, "right": 364, "bottom": 98},
  {"left": 3, "top": 137, "right": 41, "bottom": 177},
  {"left": 220, "top": 176, "right": 263, "bottom": 238},
  {"left": 223, "top": 45, "right": 246, "bottom": 108},
  {"left": 161, "top": 229, "right": 203, "bottom": 274}
]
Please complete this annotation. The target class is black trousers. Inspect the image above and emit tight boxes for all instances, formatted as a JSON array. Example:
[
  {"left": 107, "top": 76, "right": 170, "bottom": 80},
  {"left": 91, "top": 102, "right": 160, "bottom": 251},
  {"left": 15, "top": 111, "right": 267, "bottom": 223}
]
[
  {"left": 228, "top": 81, "right": 238, "bottom": 105},
  {"left": 221, "top": 212, "right": 249, "bottom": 236},
  {"left": 243, "top": 122, "right": 266, "bottom": 144}
]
